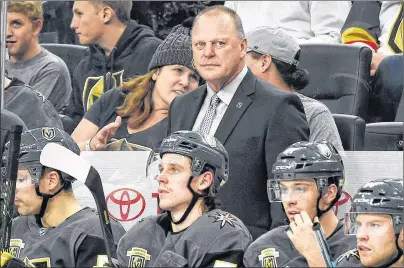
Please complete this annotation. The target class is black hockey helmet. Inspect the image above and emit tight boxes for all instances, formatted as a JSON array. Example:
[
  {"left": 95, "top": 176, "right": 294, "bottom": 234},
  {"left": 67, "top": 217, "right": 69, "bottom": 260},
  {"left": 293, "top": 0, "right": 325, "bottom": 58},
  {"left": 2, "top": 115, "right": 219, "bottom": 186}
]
[
  {"left": 344, "top": 178, "right": 403, "bottom": 267},
  {"left": 147, "top": 130, "right": 229, "bottom": 192},
  {"left": 269, "top": 141, "right": 344, "bottom": 216},
  {"left": 346, "top": 178, "right": 403, "bottom": 235},
  {"left": 146, "top": 130, "right": 229, "bottom": 224},
  {"left": 2, "top": 127, "right": 80, "bottom": 226},
  {"left": 2, "top": 127, "right": 80, "bottom": 185}
]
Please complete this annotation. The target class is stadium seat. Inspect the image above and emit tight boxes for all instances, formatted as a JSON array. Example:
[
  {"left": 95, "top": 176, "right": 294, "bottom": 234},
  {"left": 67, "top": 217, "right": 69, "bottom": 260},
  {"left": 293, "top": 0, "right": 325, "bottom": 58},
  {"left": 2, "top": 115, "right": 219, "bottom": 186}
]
[
  {"left": 333, "top": 114, "right": 365, "bottom": 151},
  {"left": 299, "top": 44, "right": 372, "bottom": 121},
  {"left": 41, "top": 43, "right": 88, "bottom": 79},
  {"left": 364, "top": 122, "right": 403, "bottom": 151},
  {"left": 394, "top": 90, "right": 404, "bottom": 122}
]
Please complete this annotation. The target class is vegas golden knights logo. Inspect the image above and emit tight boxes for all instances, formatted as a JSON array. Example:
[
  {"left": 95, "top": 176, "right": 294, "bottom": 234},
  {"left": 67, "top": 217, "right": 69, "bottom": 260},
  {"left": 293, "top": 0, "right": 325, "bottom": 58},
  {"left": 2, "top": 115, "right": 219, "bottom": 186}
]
[
  {"left": 93, "top": 255, "right": 110, "bottom": 267},
  {"left": 82, "top": 70, "right": 124, "bottom": 112},
  {"left": 23, "top": 257, "right": 51, "bottom": 267},
  {"left": 41, "top": 127, "right": 56, "bottom": 141},
  {"left": 126, "top": 247, "right": 151, "bottom": 268},
  {"left": 8, "top": 239, "right": 25, "bottom": 258},
  {"left": 258, "top": 248, "right": 279, "bottom": 268},
  {"left": 387, "top": 3, "right": 403, "bottom": 53},
  {"left": 336, "top": 249, "right": 360, "bottom": 263}
]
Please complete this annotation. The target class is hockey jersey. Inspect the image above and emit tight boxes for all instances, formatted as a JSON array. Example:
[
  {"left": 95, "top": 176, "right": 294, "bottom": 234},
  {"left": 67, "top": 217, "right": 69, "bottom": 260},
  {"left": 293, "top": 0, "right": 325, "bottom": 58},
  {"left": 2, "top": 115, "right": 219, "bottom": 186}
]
[
  {"left": 243, "top": 220, "right": 355, "bottom": 267},
  {"left": 8, "top": 207, "right": 126, "bottom": 267},
  {"left": 342, "top": 1, "right": 403, "bottom": 55},
  {"left": 117, "top": 209, "right": 253, "bottom": 267}
]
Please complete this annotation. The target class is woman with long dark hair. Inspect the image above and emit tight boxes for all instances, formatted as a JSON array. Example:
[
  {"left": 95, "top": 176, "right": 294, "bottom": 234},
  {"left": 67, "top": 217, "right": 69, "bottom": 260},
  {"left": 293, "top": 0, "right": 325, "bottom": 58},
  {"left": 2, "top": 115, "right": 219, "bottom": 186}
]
[{"left": 72, "top": 20, "right": 199, "bottom": 150}]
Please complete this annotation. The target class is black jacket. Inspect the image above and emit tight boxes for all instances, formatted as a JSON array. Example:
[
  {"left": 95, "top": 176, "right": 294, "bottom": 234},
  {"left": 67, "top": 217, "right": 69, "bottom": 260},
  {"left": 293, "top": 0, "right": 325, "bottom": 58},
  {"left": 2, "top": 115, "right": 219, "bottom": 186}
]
[
  {"left": 66, "top": 20, "right": 161, "bottom": 130},
  {"left": 4, "top": 78, "right": 63, "bottom": 130},
  {"left": 167, "top": 70, "right": 310, "bottom": 239}
]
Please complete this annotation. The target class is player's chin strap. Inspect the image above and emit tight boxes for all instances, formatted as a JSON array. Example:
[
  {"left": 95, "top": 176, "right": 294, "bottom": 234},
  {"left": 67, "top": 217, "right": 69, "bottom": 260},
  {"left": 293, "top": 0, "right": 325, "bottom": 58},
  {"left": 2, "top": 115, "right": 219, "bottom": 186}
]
[
  {"left": 34, "top": 181, "right": 68, "bottom": 227},
  {"left": 167, "top": 175, "right": 204, "bottom": 225},
  {"left": 375, "top": 234, "right": 403, "bottom": 268},
  {"left": 316, "top": 192, "right": 340, "bottom": 218},
  {"left": 316, "top": 177, "right": 342, "bottom": 218}
]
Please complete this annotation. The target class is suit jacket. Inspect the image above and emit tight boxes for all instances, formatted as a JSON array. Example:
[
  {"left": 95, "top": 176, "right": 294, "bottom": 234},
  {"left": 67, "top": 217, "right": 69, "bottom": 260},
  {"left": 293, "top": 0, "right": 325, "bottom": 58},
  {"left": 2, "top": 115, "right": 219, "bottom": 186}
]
[{"left": 167, "top": 70, "right": 310, "bottom": 239}]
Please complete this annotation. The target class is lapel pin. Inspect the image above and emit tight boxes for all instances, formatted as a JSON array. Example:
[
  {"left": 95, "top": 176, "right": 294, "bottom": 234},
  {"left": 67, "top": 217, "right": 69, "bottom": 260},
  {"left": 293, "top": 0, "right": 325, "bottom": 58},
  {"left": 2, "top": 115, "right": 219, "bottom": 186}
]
[{"left": 236, "top": 102, "right": 243, "bottom": 109}]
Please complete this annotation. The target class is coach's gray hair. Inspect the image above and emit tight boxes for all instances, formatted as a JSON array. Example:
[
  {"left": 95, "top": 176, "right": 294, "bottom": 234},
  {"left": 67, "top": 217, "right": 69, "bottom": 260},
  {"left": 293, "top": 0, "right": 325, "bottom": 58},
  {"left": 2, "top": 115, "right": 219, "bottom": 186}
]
[
  {"left": 93, "top": 1, "right": 132, "bottom": 23},
  {"left": 193, "top": 5, "right": 245, "bottom": 40}
]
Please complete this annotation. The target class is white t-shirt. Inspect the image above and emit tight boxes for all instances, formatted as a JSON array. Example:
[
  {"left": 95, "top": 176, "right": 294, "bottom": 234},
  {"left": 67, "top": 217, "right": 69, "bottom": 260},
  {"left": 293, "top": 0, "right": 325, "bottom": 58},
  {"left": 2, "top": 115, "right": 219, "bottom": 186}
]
[
  {"left": 225, "top": 1, "right": 351, "bottom": 44},
  {"left": 378, "top": 1, "right": 403, "bottom": 55}
]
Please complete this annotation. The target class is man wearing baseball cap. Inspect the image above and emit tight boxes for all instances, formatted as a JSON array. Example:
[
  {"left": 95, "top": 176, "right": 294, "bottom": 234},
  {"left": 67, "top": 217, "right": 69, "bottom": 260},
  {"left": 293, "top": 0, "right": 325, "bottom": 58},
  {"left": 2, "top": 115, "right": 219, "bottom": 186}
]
[{"left": 245, "top": 27, "right": 343, "bottom": 153}]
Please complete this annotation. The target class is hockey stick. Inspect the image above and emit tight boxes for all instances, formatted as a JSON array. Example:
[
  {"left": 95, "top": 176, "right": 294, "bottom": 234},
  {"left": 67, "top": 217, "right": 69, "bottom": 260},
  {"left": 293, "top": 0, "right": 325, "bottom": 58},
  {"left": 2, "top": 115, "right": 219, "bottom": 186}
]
[
  {"left": 312, "top": 222, "right": 335, "bottom": 268},
  {"left": 40, "top": 143, "right": 115, "bottom": 267},
  {"left": 0, "top": 125, "right": 23, "bottom": 252}
]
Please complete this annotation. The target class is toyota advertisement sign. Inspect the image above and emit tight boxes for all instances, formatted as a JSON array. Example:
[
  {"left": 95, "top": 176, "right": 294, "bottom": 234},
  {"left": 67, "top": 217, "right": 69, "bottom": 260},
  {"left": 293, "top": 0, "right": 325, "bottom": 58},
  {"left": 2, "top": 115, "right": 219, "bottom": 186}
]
[{"left": 74, "top": 151, "right": 402, "bottom": 231}]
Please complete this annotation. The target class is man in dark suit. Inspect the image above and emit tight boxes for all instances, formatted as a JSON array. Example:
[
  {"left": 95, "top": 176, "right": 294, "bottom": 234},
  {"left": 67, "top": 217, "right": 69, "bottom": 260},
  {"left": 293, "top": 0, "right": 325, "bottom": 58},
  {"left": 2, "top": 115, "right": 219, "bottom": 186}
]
[{"left": 167, "top": 5, "right": 310, "bottom": 239}]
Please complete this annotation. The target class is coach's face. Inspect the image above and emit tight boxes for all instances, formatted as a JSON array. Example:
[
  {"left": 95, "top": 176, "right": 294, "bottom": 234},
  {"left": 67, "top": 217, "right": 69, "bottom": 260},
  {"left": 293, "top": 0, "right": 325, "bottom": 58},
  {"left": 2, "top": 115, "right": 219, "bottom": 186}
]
[{"left": 192, "top": 12, "right": 246, "bottom": 91}]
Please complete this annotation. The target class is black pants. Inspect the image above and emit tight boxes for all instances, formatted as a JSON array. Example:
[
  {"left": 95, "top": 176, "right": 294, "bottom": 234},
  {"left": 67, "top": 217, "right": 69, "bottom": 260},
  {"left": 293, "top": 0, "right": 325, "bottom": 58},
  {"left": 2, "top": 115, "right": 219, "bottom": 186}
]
[{"left": 369, "top": 55, "right": 404, "bottom": 122}]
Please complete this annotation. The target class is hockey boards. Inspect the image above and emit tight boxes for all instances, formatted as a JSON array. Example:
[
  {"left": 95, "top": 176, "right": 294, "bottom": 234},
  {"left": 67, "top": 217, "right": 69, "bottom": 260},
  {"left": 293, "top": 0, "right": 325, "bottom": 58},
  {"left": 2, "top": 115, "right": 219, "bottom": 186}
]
[
  {"left": 0, "top": 125, "right": 23, "bottom": 252},
  {"left": 40, "top": 143, "right": 116, "bottom": 267}
]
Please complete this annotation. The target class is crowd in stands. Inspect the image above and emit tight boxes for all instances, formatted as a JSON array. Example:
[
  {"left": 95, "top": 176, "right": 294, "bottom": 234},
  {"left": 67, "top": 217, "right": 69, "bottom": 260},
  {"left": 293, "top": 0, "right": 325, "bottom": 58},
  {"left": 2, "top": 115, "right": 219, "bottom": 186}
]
[{"left": 0, "top": 1, "right": 403, "bottom": 267}]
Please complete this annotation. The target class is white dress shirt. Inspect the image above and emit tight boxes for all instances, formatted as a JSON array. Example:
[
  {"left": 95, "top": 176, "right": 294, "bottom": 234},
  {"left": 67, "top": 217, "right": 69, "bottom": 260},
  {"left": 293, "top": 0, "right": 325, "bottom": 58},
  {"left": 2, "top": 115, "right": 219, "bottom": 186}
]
[{"left": 192, "top": 66, "right": 248, "bottom": 136}]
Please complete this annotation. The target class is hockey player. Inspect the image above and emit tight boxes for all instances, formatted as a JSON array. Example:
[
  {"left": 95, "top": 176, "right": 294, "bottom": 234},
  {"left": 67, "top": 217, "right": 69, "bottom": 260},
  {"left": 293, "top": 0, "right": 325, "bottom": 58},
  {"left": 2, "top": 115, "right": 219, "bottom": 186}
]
[
  {"left": 117, "top": 131, "right": 253, "bottom": 267},
  {"left": 0, "top": 127, "right": 126, "bottom": 267},
  {"left": 336, "top": 178, "right": 403, "bottom": 267},
  {"left": 243, "top": 141, "right": 354, "bottom": 267}
]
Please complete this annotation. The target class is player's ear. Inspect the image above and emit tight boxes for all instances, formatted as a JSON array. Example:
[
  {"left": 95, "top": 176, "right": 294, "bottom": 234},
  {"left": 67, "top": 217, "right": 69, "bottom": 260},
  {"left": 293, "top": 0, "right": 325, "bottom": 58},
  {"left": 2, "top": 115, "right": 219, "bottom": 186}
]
[
  {"left": 197, "top": 171, "right": 213, "bottom": 192},
  {"left": 399, "top": 228, "right": 403, "bottom": 250},
  {"left": 45, "top": 170, "right": 62, "bottom": 193},
  {"left": 319, "top": 184, "right": 338, "bottom": 209}
]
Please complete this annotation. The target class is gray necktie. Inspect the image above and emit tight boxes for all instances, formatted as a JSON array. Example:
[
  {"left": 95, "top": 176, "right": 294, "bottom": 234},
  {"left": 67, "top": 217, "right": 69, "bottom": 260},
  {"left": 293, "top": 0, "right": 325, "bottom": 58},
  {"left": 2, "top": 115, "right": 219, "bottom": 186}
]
[{"left": 199, "top": 94, "right": 220, "bottom": 134}]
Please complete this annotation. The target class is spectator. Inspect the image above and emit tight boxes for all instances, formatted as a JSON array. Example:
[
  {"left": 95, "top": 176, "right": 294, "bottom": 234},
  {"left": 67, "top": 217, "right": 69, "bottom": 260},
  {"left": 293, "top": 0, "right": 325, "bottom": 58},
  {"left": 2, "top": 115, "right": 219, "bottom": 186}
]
[
  {"left": 342, "top": 1, "right": 403, "bottom": 122},
  {"left": 5, "top": 1, "right": 72, "bottom": 113},
  {"left": 66, "top": 1, "right": 162, "bottom": 132},
  {"left": 245, "top": 27, "right": 344, "bottom": 152},
  {"left": 4, "top": 75, "right": 63, "bottom": 130},
  {"left": 72, "top": 21, "right": 199, "bottom": 151},
  {"left": 167, "top": 6, "right": 310, "bottom": 239},
  {"left": 1, "top": 109, "right": 27, "bottom": 154},
  {"left": 225, "top": 1, "right": 351, "bottom": 44}
]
